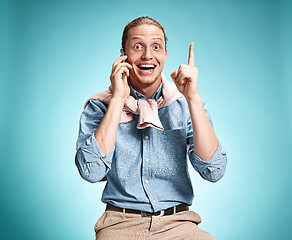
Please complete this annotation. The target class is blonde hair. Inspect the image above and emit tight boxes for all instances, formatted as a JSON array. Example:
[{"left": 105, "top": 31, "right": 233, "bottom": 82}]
[{"left": 122, "top": 16, "right": 167, "bottom": 51}]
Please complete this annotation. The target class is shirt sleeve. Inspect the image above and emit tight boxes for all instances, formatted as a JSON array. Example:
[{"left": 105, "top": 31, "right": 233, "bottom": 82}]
[
  {"left": 75, "top": 99, "right": 114, "bottom": 183},
  {"left": 187, "top": 101, "right": 227, "bottom": 183}
]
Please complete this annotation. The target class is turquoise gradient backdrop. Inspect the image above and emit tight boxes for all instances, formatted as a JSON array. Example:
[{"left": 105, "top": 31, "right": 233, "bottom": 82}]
[{"left": 1, "top": 0, "right": 291, "bottom": 239}]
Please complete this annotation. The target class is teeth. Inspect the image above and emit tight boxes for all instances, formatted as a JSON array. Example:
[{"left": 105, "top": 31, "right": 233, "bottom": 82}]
[{"left": 139, "top": 64, "right": 155, "bottom": 68}]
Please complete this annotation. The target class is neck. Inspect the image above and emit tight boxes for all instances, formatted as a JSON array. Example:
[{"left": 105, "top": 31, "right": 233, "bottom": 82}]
[{"left": 130, "top": 76, "right": 162, "bottom": 99}]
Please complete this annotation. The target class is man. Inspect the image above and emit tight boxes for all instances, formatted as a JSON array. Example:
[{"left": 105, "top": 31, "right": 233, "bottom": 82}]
[{"left": 75, "top": 16, "right": 227, "bottom": 240}]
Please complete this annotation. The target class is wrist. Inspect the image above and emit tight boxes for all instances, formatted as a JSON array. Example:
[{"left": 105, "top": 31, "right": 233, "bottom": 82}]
[
  {"left": 111, "top": 93, "right": 128, "bottom": 102},
  {"left": 109, "top": 96, "right": 127, "bottom": 107},
  {"left": 185, "top": 93, "right": 202, "bottom": 105}
]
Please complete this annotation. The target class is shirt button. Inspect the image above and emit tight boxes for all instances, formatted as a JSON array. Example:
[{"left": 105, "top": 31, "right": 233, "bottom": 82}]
[
  {"left": 145, "top": 180, "right": 149, "bottom": 184},
  {"left": 153, "top": 200, "right": 156, "bottom": 203},
  {"left": 145, "top": 135, "right": 149, "bottom": 140},
  {"left": 145, "top": 158, "right": 149, "bottom": 162}
]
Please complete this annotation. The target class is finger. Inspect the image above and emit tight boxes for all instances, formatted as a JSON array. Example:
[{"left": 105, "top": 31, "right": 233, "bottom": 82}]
[
  {"left": 178, "top": 64, "right": 188, "bottom": 70},
  {"left": 188, "top": 42, "right": 195, "bottom": 66},
  {"left": 117, "top": 62, "right": 133, "bottom": 71},
  {"left": 112, "top": 55, "right": 128, "bottom": 70},
  {"left": 115, "top": 66, "right": 129, "bottom": 77},
  {"left": 123, "top": 70, "right": 128, "bottom": 82},
  {"left": 123, "top": 67, "right": 130, "bottom": 82},
  {"left": 111, "top": 67, "right": 127, "bottom": 84},
  {"left": 123, "top": 67, "right": 130, "bottom": 78},
  {"left": 177, "top": 69, "right": 193, "bottom": 85},
  {"left": 172, "top": 77, "right": 181, "bottom": 90},
  {"left": 112, "top": 63, "right": 132, "bottom": 75},
  {"left": 170, "top": 70, "right": 178, "bottom": 81},
  {"left": 176, "top": 71, "right": 186, "bottom": 85}
]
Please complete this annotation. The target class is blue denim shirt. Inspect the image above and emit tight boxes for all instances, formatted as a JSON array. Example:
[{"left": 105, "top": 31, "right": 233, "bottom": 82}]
[{"left": 75, "top": 81, "right": 227, "bottom": 213}]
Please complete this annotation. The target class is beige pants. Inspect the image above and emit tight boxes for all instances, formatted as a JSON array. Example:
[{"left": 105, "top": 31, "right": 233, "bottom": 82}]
[{"left": 94, "top": 210, "right": 216, "bottom": 240}]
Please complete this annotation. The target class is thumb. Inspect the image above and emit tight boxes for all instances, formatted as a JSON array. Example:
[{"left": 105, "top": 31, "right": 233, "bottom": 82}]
[{"left": 170, "top": 70, "right": 178, "bottom": 81}]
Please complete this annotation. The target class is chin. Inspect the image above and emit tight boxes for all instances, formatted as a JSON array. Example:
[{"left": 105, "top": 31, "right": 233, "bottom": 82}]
[
  {"left": 131, "top": 71, "right": 162, "bottom": 87},
  {"left": 137, "top": 76, "right": 159, "bottom": 85}
]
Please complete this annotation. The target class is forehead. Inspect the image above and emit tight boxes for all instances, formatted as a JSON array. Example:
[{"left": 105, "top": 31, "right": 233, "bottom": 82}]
[{"left": 127, "top": 24, "right": 165, "bottom": 42}]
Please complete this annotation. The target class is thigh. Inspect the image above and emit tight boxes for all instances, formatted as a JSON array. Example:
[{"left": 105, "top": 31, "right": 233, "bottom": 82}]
[
  {"left": 94, "top": 211, "right": 151, "bottom": 240},
  {"left": 180, "top": 222, "right": 216, "bottom": 240},
  {"left": 150, "top": 211, "right": 216, "bottom": 240}
]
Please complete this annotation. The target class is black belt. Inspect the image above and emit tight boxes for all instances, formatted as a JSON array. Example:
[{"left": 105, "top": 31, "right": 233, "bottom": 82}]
[{"left": 106, "top": 203, "right": 189, "bottom": 217}]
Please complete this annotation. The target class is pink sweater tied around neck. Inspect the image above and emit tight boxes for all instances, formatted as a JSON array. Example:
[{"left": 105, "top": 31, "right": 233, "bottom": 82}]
[{"left": 84, "top": 74, "right": 182, "bottom": 131}]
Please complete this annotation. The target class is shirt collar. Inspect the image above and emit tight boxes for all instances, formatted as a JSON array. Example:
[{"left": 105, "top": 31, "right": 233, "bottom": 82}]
[{"left": 129, "top": 81, "right": 163, "bottom": 101}]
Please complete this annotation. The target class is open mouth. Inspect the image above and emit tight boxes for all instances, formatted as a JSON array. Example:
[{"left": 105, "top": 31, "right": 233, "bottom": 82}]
[{"left": 137, "top": 64, "right": 157, "bottom": 74}]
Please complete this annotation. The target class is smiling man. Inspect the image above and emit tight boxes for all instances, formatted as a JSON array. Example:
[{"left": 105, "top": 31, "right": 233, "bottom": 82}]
[{"left": 75, "top": 16, "right": 227, "bottom": 240}]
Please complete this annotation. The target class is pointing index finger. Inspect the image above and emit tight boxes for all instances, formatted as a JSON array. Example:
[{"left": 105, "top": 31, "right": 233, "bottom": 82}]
[{"left": 188, "top": 42, "right": 195, "bottom": 66}]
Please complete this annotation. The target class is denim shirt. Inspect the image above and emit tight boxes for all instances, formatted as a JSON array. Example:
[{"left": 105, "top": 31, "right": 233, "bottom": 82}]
[{"left": 75, "top": 81, "right": 227, "bottom": 213}]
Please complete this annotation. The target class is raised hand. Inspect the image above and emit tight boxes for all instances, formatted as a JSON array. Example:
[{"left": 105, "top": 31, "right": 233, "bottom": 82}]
[
  {"left": 110, "top": 55, "right": 133, "bottom": 101},
  {"left": 170, "top": 43, "right": 199, "bottom": 101}
]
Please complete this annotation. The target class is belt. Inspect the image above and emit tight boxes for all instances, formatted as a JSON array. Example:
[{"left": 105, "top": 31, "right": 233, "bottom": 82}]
[{"left": 106, "top": 203, "right": 189, "bottom": 217}]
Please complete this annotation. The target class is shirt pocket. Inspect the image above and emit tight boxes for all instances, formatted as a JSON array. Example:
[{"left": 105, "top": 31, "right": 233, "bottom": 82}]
[
  {"left": 161, "top": 127, "right": 186, "bottom": 144},
  {"left": 152, "top": 127, "right": 187, "bottom": 160},
  {"left": 150, "top": 127, "right": 188, "bottom": 178}
]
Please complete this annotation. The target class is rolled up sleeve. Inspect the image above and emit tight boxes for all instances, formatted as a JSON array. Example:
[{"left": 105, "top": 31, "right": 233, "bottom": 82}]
[
  {"left": 188, "top": 143, "right": 227, "bottom": 182},
  {"left": 75, "top": 100, "right": 114, "bottom": 183},
  {"left": 187, "top": 101, "right": 227, "bottom": 183}
]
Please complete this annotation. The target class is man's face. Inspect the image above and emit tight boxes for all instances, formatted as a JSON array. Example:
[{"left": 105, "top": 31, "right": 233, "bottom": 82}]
[{"left": 125, "top": 24, "right": 168, "bottom": 87}]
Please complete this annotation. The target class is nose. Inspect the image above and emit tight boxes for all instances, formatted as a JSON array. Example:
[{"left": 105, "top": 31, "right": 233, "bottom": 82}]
[{"left": 141, "top": 47, "right": 153, "bottom": 60}]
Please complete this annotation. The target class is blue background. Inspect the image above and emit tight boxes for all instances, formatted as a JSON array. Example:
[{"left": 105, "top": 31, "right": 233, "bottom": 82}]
[{"left": 1, "top": 0, "right": 291, "bottom": 239}]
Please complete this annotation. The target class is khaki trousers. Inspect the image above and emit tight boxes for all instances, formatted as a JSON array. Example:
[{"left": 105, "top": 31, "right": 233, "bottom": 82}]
[{"left": 94, "top": 209, "right": 216, "bottom": 240}]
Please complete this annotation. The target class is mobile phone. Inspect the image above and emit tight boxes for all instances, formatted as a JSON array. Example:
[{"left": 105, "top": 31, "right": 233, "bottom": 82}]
[
  {"left": 120, "top": 48, "right": 124, "bottom": 57},
  {"left": 120, "top": 48, "right": 129, "bottom": 65},
  {"left": 120, "top": 48, "right": 127, "bottom": 80}
]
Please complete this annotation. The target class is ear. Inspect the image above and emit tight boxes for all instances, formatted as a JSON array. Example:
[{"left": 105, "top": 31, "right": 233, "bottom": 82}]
[{"left": 165, "top": 48, "right": 168, "bottom": 57}]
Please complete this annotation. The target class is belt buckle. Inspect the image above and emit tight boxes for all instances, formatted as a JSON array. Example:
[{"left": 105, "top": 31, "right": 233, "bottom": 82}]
[{"left": 141, "top": 210, "right": 164, "bottom": 217}]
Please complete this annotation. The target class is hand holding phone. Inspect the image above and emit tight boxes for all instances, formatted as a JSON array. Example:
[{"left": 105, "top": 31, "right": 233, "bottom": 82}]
[{"left": 109, "top": 51, "right": 132, "bottom": 101}]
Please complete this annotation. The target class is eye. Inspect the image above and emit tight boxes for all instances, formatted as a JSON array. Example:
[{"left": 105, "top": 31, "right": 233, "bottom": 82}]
[
  {"left": 133, "top": 44, "right": 142, "bottom": 50},
  {"left": 153, "top": 45, "right": 160, "bottom": 50}
]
